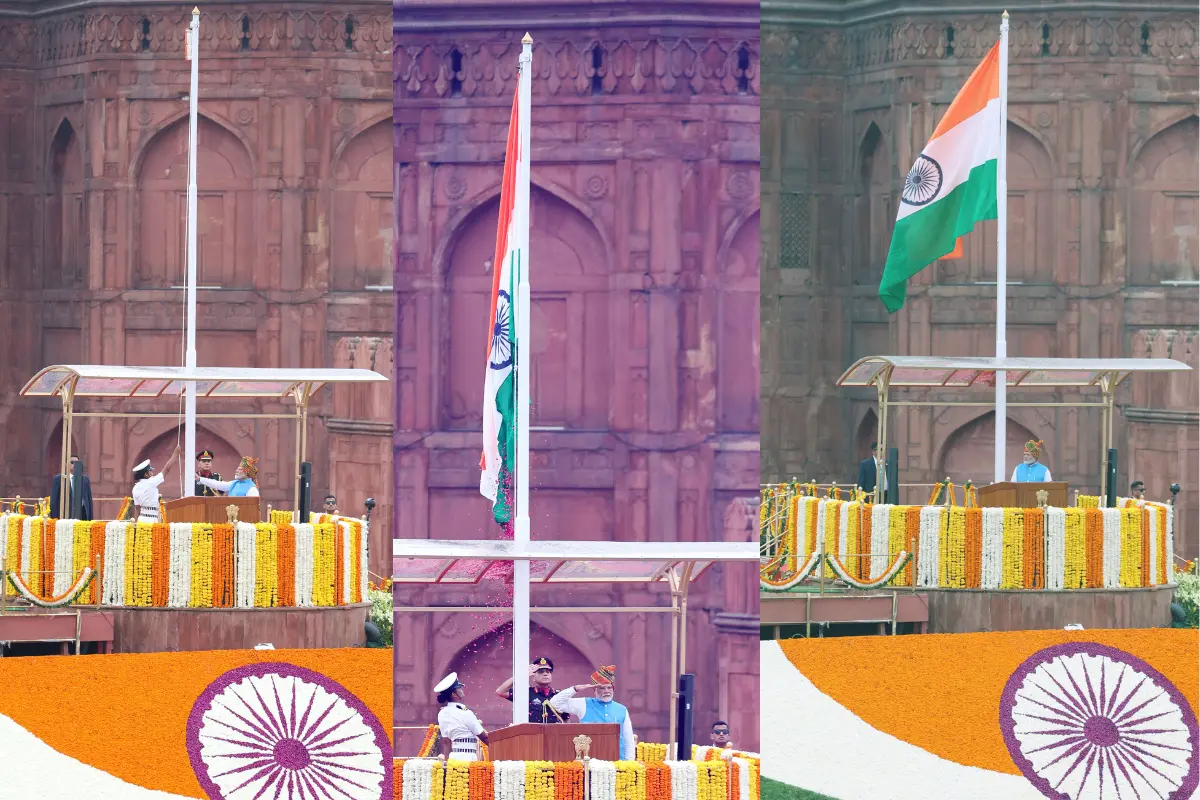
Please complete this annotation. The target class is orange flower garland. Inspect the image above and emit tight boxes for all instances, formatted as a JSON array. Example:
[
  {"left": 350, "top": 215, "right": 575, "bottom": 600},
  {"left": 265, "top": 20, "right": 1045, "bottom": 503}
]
[
  {"left": 471, "top": 762, "right": 497, "bottom": 800},
  {"left": 903, "top": 505, "right": 920, "bottom": 587},
  {"left": 644, "top": 764, "right": 670, "bottom": 800},
  {"left": 43, "top": 520, "right": 56, "bottom": 597},
  {"left": 417, "top": 723, "right": 439, "bottom": 757},
  {"left": 151, "top": 523, "right": 171, "bottom": 607},
  {"left": 963, "top": 508, "right": 982, "bottom": 588},
  {"left": 211, "top": 523, "right": 235, "bottom": 608},
  {"left": 394, "top": 758, "right": 404, "bottom": 800},
  {"left": 276, "top": 524, "right": 296, "bottom": 606},
  {"left": 1084, "top": 508, "right": 1103, "bottom": 588},
  {"left": 1140, "top": 506, "right": 1151, "bottom": 588},
  {"left": 1022, "top": 508, "right": 1044, "bottom": 589},
  {"left": 334, "top": 523, "right": 345, "bottom": 606},
  {"left": 88, "top": 520, "right": 106, "bottom": 604}
]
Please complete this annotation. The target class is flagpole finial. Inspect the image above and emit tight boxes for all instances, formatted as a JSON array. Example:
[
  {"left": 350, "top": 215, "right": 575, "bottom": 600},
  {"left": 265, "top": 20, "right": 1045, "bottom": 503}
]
[
  {"left": 1002, "top": 9, "right": 1009, "bottom": 18},
  {"left": 193, "top": 6, "right": 199, "bottom": 13},
  {"left": 522, "top": 32, "right": 533, "bottom": 45}
]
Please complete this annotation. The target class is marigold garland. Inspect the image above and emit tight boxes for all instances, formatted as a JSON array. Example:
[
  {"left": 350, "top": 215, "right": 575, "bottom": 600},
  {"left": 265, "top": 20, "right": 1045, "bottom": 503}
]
[
  {"left": 5, "top": 566, "right": 95, "bottom": 607},
  {"left": 417, "top": 724, "right": 439, "bottom": 757},
  {"left": 999, "top": 509, "right": 1023, "bottom": 590}
]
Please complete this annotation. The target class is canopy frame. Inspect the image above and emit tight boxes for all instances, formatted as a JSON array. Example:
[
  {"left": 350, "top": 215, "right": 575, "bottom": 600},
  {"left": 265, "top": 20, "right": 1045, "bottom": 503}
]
[
  {"left": 23, "top": 365, "right": 387, "bottom": 515},
  {"left": 392, "top": 538, "right": 756, "bottom": 752},
  {"left": 836, "top": 356, "right": 1191, "bottom": 502}
]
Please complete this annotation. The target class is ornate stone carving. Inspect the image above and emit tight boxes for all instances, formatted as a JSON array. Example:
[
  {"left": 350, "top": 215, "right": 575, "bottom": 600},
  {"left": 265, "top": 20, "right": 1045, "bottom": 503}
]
[
  {"left": 583, "top": 174, "right": 608, "bottom": 200},
  {"left": 395, "top": 37, "right": 760, "bottom": 99}
]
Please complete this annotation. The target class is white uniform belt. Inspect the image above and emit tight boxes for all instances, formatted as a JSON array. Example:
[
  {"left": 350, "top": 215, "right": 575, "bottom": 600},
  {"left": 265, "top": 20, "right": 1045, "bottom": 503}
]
[{"left": 452, "top": 738, "right": 475, "bottom": 744}]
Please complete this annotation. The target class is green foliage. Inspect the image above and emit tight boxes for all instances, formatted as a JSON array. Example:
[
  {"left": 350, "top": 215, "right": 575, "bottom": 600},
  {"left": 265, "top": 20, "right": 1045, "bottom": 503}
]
[
  {"left": 367, "top": 585, "right": 394, "bottom": 646},
  {"left": 1172, "top": 567, "right": 1199, "bottom": 628},
  {"left": 762, "top": 777, "right": 840, "bottom": 800}
]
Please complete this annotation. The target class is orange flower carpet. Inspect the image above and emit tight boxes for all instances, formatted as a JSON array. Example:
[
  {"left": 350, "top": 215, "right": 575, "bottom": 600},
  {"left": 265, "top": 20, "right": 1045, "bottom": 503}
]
[
  {"left": 0, "top": 648, "right": 393, "bottom": 799},
  {"left": 762, "top": 630, "right": 1199, "bottom": 800}
]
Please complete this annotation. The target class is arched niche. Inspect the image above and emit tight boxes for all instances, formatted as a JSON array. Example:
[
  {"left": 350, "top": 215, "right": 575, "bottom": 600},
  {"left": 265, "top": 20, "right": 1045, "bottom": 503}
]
[
  {"left": 331, "top": 119, "right": 392, "bottom": 290},
  {"left": 441, "top": 185, "right": 610, "bottom": 430},
  {"left": 854, "top": 122, "right": 890, "bottom": 285},
  {"left": 442, "top": 620, "right": 594, "bottom": 727},
  {"left": 135, "top": 116, "right": 254, "bottom": 289},
  {"left": 855, "top": 408, "right": 878, "bottom": 463},
  {"left": 1129, "top": 115, "right": 1198, "bottom": 285},
  {"left": 718, "top": 210, "right": 759, "bottom": 433},
  {"left": 44, "top": 419, "right": 80, "bottom": 481},
  {"left": 45, "top": 119, "right": 87, "bottom": 290},
  {"left": 936, "top": 122, "right": 1053, "bottom": 284},
  {"left": 129, "top": 425, "right": 243, "bottom": 498},
  {"left": 937, "top": 412, "right": 1039, "bottom": 486}
]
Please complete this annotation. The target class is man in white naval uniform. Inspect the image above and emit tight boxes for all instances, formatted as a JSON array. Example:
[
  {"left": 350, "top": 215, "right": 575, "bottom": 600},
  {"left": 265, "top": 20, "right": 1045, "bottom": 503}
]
[{"left": 435, "top": 672, "right": 489, "bottom": 760}]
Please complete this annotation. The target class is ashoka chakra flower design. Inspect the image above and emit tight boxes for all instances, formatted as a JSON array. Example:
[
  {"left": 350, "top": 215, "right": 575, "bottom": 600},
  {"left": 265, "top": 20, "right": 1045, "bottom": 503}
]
[
  {"left": 1000, "top": 642, "right": 1199, "bottom": 800},
  {"left": 901, "top": 154, "right": 943, "bottom": 206},
  {"left": 489, "top": 289, "right": 513, "bottom": 371},
  {"left": 187, "top": 663, "right": 391, "bottom": 800}
]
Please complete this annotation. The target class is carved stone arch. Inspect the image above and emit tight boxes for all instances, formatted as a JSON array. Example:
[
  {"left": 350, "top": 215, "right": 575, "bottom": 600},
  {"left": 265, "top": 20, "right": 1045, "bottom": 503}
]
[
  {"left": 134, "top": 114, "right": 256, "bottom": 290},
  {"left": 1130, "top": 109, "right": 1200, "bottom": 167},
  {"left": 855, "top": 407, "right": 879, "bottom": 463},
  {"left": 330, "top": 109, "right": 393, "bottom": 168},
  {"left": 1006, "top": 116, "right": 1056, "bottom": 178},
  {"left": 128, "top": 108, "right": 257, "bottom": 180},
  {"left": 935, "top": 411, "right": 1043, "bottom": 486},
  {"left": 44, "top": 419, "right": 81, "bottom": 479},
  {"left": 330, "top": 118, "right": 392, "bottom": 290},
  {"left": 439, "top": 180, "right": 612, "bottom": 431},
  {"left": 716, "top": 207, "right": 759, "bottom": 432},
  {"left": 854, "top": 121, "right": 890, "bottom": 284},
  {"left": 1128, "top": 114, "right": 1198, "bottom": 284},
  {"left": 45, "top": 117, "right": 87, "bottom": 289}
]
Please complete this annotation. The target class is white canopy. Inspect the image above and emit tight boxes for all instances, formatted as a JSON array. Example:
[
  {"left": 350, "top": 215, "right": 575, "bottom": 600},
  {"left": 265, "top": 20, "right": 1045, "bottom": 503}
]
[
  {"left": 21, "top": 365, "right": 387, "bottom": 400},
  {"left": 837, "top": 356, "right": 1191, "bottom": 390}
]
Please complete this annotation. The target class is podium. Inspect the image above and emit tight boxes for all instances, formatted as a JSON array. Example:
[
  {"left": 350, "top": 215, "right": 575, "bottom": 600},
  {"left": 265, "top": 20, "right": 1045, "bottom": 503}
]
[
  {"left": 488, "top": 723, "right": 619, "bottom": 761},
  {"left": 978, "top": 482, "right": 1068, "bottom": 509},
  {"left": 163, "top": 496, "right": 261, "bottom": 524}
]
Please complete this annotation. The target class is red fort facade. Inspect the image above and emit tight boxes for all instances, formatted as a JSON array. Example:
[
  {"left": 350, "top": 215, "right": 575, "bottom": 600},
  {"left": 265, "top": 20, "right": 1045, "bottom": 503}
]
[{"left": 392, "top": 0, "right": 761, "bottom": 752}]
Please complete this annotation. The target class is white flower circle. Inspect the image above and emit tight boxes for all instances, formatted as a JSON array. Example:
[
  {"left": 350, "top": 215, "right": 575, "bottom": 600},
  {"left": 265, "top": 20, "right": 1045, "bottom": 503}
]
[
  {"left": 187, "top": 663, "right": 390, "bottom": 800},
  {"left": 1000, "top": 642, "right": 1199, "bottom": 800}
]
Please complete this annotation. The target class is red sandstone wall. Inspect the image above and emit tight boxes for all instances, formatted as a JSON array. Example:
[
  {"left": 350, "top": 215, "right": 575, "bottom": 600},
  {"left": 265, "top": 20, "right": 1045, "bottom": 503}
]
[
  {"left": 0, "top": 6, "right": 394, "bottom": 575},
  {"left": 392, "top": 1, "right": 761, "bottom": 751}
]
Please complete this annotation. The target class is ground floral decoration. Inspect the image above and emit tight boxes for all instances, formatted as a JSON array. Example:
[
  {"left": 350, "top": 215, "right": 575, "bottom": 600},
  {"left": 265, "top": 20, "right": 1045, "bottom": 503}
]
[
  {"left": 1000, "top": 642, "right": 1199, "bottom": 800},
  {"left": 186, "top": 662, "right": 392, "bottom": 800}
]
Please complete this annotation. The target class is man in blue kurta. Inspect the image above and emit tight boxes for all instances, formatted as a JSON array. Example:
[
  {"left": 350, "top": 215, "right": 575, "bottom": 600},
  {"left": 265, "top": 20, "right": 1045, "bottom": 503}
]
[
  {"left": 548, "top": 665, "right": 635, "bottom": 759},
  {"left": 197, "top": 456, "right": 260, "bottom": 497},
  {"left": 1011, "top": 440, "right": 1052, "bottom": 483}
]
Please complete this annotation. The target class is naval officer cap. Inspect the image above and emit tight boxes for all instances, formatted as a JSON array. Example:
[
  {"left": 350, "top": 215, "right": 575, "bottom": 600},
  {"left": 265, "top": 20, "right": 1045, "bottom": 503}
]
[
  {"left": 133, "top": 459, "right": 151, "bottom": 473},
  {"left": 434, "top": 672, "right": 465, "bottom": 694}
]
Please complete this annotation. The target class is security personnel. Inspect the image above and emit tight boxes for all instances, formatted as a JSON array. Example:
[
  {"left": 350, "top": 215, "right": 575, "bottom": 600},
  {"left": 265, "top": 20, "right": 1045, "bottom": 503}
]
[
  {"left": 494, "top": 656, "right": 571, "bottom": 723},
  {"left": 195, "top": 449, "right": 224, "bottom": 497},
  {"left": 435, "top": 672, "right": 488, "bottom": 760}
]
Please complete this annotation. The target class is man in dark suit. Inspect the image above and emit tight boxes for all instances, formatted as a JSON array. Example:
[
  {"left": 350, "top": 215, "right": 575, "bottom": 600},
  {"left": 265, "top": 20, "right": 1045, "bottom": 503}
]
[
  {"left": 49, "top": 454, "right": 94, "bottom": 521},
  {"left": 857, "top": 441, "right": 887, "bottom": 498}
]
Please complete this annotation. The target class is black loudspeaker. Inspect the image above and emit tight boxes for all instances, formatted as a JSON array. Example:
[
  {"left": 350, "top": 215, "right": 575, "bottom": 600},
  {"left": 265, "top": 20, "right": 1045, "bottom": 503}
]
[
  {"left": 70, "top": 459, "right": 85, "bottom": 520},
  {"left": 886, "top": 447, "right": 900, "bottom": 505},
  {"left": 1105, "top": 448, "right": 1118, "bottom": 508},
  {"left": 675, "top": 673, "right": 695, "bottom": 759},
  {"left": 298, "top": 462, "right": 312, "bottom": 520}
]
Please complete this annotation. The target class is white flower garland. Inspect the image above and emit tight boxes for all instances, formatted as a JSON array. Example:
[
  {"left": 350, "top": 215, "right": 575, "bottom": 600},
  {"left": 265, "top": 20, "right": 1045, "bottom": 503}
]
[
  {"left": 103, "top": 521, "right": 127, "bottom": 605},
  {"left": 340, "top": 520, "right": 353, "bottom": 605},
  {"left": 360, "top": 520, "right": 370, "bottom": 600},
  {"left": 916, "top": 506, "right": 942, "bottom": 588},
  {"left": 1165, "top": 503, "right": 1176, "bottom": 585},
  {"left": 0, "top": 513, "right": 8, "bottom": 580},
  {"left": 294, "top": 523, "right": 315, "bottom": 607},
  {"left": 814, "top": 500, "right": 827, "bottom": 556},
  {"left": 733, "top": 757, "right": 752, "bottom": 800},
  {"left": 666, "top": 760, "right": 696, "bottom": 800},
  {"left": 589, "top": 760, "right": 617, "bottom": 800},
  {"left": 53, "top": 519, "right": 76, "bottom": 596},
  {"left": 496, "top": 761, "right": 527, "bottom": 800},
  {"left": 827, "top": 550, "right": 910, "bottom": 589},
  {"left": 980, "top": 508, "right": 1003, "bottom": 590},
  {"left": 1044, "top": 508, "right": 1066, "bottom": 591},
  {"left": 168, "top": 522, "right": 192, "bottom": 608},
  {"left": 234, "top": 521, "right": 257, "bottom": 609},
  {"left": 870, "top": 504, "right": 891, "bottom": 578},
  {"left": 797, "top": 497, "right": 818, "bottom": 558},
  {"left": 7, "top": 566, "right": 95, "bottom": 607},
  {"left": 20, "top": 517, "right": 32, "bottom": 586},
  {"left": 1101, "top": 508, "right": 1121, "bottom": 588},
  {"left": 760, "top": 552, "right": 822, "bottom": 591},
  {"left": 402, "top": 758, "right": 433, "bottom": 800}
]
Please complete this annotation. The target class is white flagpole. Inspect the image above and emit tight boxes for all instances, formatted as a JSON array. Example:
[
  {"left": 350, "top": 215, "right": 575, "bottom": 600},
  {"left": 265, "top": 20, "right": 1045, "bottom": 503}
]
[
  {"left": 184, "top": 7, "right": 200, "bottom": 496},
  {"left": 994, "top": 11, "right": 1009, "bottom": 484},
  {"left": 511, "top": 32, "right": 533, "bottom": 727}
]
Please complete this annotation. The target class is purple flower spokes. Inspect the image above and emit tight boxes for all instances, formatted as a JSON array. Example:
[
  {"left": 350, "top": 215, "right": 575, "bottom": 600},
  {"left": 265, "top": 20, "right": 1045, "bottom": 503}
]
[
  {"left": 1000, "top": 642, "right": 1199, "bottom": 800},
  {"left": 186, "top": 662, "right": 392, "bottom": 800}
]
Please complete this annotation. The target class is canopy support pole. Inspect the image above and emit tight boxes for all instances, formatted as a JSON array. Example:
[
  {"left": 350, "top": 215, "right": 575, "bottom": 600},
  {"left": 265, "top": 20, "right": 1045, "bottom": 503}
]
[
  {"left": 58, "top": 378, "right": 78, "bottom": 516},
  {"left": 1100, "top": 374, "right": 1115, "bottom": 500},
  {"left": 874, "top": 371, "right": 891, "bottom": 505},
  {"left": 294, "top": 393, "right": 304, "bottom": 514},
  {"left": 667, "top": 568, "right": 680, "bottom": 750}
]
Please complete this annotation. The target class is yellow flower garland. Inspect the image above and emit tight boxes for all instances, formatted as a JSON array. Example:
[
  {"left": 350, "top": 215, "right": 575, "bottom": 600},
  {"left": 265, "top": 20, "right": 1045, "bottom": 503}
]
[
  {"left": 72, "top": 521, "right": 91, "bottom": 592},
  {"left": 444, "top": 759, "right": 470, "bottom": 800},
  {"left": 636, "top": 742, "right": 668, "bottom": 763},
  {"left": 1000, "top": 508, "right": 1023, "bottom": 589},
  {"left": 254, "top": 522, "right": 278, "bottom": 607},
  {"left": 130, "top": 522, "right": 155, "bottom": 607},
  {"left": 822, "top": 499, "right": 841, "bottom": 579},
  {"left": 696, "top": 760, "right": 727, "bottom": 800},
  {"left": 1063, "top": 509, "right": 1087, "bottom": 589},
  {"left": 28, "top": 518, "right": 43, "bottom": 594},
  {"left": 190, "top": 524, "right": 214, "bottom": 607},
  {"left": 784, "top": 495, "right": 800, "bottom": 571},
  {"left": 615, "top": 761, "right": 647, "bottom": 800},
  {"left": 941, "top": 507, "right": 966, "bottom": 587},
  {"left": 430, "top": 761, "right": 445, "bottom": 800},
  {"left": 887, "top": 507, "right": 906, "bottom": 587},
  {"left": 312, "top": 523, "right": 337, "bottom": 606},
  {"left": 1119, "top": 507, "right": 1142, "bottom": 587},
  {"left": 527, "top": 761, "right": 556, "bottom": 800}
]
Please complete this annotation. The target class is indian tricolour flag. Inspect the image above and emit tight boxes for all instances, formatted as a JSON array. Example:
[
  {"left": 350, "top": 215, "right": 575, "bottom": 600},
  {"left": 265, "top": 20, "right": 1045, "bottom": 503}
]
[
  {"left": 879, "top": 42, "right": 1001, "bottom": 313},
  {"left": 479, "top": 86, "right": 521, "bottom": 524}
]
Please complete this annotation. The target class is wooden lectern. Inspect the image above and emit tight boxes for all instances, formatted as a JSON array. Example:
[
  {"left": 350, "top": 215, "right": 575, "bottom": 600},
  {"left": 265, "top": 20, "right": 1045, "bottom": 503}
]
[
  {"left": 978, "top": 482, "right": 1068, "bottom": 509},
  {"left": 488, "top": 723, "right": 620, "bottom": 761},
  {"left": 163, "top": 496, "right": 261, "bottom": 524}
]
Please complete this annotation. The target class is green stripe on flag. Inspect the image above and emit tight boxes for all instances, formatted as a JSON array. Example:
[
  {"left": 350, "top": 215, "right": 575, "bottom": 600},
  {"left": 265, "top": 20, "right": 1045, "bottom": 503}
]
[{"left": 879, "top": 159, "right": 997, "bottom": 313}]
